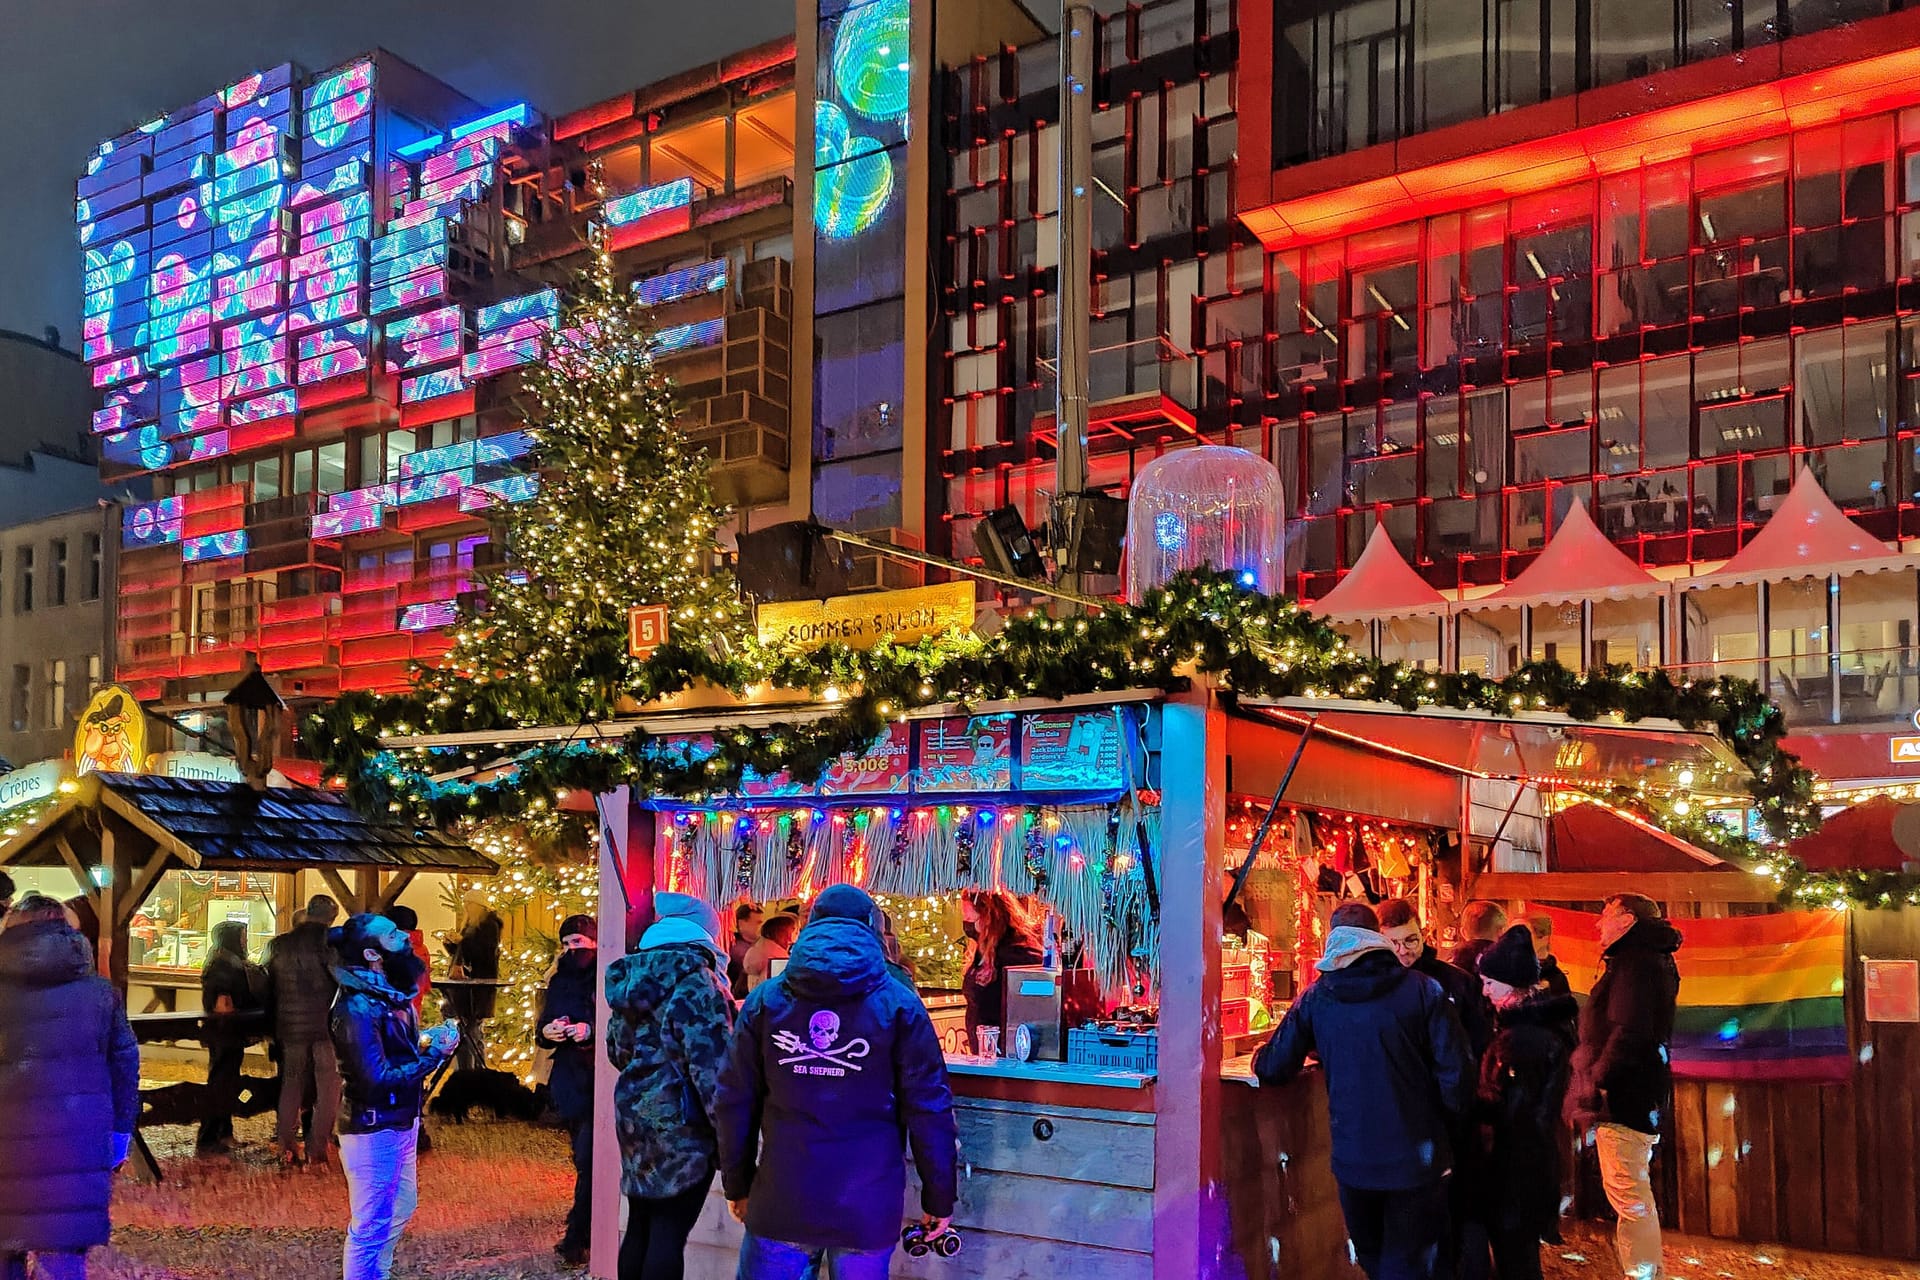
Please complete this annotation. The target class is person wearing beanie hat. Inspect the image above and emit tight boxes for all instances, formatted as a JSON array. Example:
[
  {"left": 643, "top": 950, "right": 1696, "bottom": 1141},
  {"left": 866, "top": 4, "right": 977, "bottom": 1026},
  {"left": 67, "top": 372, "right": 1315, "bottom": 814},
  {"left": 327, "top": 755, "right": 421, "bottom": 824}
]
[
  {"left": 538, "top": 912, "right": 602, "bottom": 1264},
  {"left": 1473, "top": 925, "right": 1580, "bottom": 1280},
  {"left": 715, "top": 881, "right": 957, "bottom": 1277},
  {"left": 605, "top": 892, "right": 734, "bottom": 1278},
  {"left": 1255, "top": 912, "right": 1474, "bottom": 1280}
]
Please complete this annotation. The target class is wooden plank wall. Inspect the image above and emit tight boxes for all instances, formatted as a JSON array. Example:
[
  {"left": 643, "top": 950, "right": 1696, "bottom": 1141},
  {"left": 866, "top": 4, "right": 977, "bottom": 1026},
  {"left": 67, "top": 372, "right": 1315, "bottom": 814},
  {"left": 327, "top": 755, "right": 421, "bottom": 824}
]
[
  {"left": 682, "top": 1096, "right": 1156, "bottom": 1279},
  {"left": 1647, "top": 907, "right": 1920, "bottom": 1260},
  {"left": 1219, "top": 1072, "right": 1366, "bottom": 1280}
]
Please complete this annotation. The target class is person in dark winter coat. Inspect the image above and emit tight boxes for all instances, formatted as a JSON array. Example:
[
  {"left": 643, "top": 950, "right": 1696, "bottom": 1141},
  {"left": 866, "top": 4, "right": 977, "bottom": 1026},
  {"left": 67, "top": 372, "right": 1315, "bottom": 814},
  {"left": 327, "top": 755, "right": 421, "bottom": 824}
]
[
  {"left": 1568, "top": 894, "right": 1681, "bottom": 1280},
  {"left": 538, "top": 914, "right": 600, "bottom": 1267},
  {"left": 604, "top": 893, "right": 735, "bottom": 1280},
  {"left": 1474, "top": 926, "right": 1579, "bottom": 1280},
  {"left": 443, "top": 889, "right": 503, "bottom": 1071},
  {"left": 0, "top": 895, "right": 140, "bottom": 1280},
  {"left": 267, "top": 894, "right": 343, "bottom": 1167},
  {"left": 1376, "top": 897, "right": 1494, "bottom": 1280},
  {"left": 1451, "top": 900, "right": 1509, "bottom": 976},
  {"left": 727, "top": 902, "right": 763, "bottom": 1001},
  {"left": 716, "top": 884, "right": 958, "bottom": 1280},
  {"left": 1255, "top": 918, "right": 1475, "bottom": 1280},
  {"left": 198, "top": 919, "right": 266, "bottom": 1155},
  {"left": 331, "top": 912, "right": 457, "bottom": 1280}
]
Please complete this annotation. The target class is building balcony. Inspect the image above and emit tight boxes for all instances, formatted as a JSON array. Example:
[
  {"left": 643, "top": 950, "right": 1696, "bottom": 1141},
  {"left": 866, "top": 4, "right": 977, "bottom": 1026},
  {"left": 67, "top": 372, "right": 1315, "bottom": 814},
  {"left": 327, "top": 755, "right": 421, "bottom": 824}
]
[
  {"left": 1031, "top": 337, "right": 1201, "bottom": 456},
  {"left": 508, "top": 176, "right": 794, "bottom": 268}
]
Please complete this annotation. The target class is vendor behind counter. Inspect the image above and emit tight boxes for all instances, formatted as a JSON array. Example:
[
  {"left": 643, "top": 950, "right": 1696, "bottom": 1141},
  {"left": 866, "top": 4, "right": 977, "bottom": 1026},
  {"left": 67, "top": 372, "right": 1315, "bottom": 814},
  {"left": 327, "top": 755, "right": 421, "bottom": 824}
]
[{"left": 958, "top": 889, "right": 1045, "bottom": 1042}]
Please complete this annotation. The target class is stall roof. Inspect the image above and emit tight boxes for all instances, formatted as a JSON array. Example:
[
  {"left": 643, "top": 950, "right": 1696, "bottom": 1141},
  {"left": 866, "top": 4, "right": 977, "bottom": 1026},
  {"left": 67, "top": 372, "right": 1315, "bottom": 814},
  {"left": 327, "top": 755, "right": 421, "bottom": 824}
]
[
  {"left": 1313, "top": 521, "right": 1450, "bottom": 621},
  {"left": 0, "top": 773, "right": 496, "bottom": 873},
  {"left": 1235, "top": 697, "right": 1748, "bottom": 790},
  {"left": 1551, "top": 800, "right": 1733, "bottom": 873},
  {"left": 1683, "top": 465, "right": 1909, "bottom": 588},
  {"left": 1482, "top": 499, "right": 1663, "bottom": 608},
  {"left": 1789, "top": 796, "right": 1916, "bottom": 871}
]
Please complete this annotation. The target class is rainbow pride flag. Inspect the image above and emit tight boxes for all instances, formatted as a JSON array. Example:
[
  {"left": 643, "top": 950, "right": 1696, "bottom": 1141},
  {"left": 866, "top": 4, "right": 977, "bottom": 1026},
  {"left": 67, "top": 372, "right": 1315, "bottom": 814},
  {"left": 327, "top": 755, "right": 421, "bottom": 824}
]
[{"left": 1534, "top": 905, "right": 1850, "bottom": 1083}]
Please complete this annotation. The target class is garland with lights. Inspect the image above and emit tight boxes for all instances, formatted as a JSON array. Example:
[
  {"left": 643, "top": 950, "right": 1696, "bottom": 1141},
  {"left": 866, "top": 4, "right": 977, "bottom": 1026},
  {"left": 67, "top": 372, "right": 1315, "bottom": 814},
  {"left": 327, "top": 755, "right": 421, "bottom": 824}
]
[{"left": 303, "top": 567, "right": 1920, "bottom": 906}]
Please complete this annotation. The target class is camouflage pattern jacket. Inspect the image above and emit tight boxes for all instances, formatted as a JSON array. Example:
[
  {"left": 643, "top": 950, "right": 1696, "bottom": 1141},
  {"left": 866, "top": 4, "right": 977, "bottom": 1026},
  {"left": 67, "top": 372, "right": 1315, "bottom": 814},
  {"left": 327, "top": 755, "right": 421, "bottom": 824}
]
[{"left": 604, "top": 941, "right": 734, "bottom": 1197}]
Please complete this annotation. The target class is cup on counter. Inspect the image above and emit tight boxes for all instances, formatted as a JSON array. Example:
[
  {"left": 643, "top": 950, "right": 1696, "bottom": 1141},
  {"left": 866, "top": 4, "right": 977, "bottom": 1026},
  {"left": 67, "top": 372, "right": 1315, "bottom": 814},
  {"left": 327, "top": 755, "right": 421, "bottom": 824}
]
[{"left": 975, "top": 1026, "right": 1001, "bottom": 1060}]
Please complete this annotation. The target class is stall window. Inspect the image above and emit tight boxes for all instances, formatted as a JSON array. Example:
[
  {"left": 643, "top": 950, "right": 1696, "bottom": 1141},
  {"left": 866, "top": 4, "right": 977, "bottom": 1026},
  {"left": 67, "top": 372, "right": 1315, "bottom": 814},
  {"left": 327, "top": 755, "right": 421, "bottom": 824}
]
[{"left": 133, "top": 871, "right": 281, "bottom": 970}]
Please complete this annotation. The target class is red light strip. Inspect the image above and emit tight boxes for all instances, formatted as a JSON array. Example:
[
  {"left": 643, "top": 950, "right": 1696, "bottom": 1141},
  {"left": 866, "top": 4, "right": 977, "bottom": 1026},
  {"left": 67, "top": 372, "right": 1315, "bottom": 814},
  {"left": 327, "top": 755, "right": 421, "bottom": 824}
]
[{"left": 1241, "top": 43, "right": 1920, "bottom": 252}]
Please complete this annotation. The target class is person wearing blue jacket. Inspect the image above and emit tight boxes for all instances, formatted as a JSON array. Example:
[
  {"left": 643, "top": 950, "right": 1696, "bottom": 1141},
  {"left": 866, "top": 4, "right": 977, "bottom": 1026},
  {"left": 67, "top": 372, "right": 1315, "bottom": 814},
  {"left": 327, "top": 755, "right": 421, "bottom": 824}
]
[
  {"left": 1255, "top": 903, "right": 1475, "bottom": 1280},
  {"left": 714, "top": 883, "right": 958, "bottom": 1280}
]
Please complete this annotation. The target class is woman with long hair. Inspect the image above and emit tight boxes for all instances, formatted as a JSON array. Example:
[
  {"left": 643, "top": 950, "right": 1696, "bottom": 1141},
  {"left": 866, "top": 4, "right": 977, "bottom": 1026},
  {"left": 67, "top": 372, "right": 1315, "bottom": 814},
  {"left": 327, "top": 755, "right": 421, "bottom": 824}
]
[{"left": 959, "top": 889, "right": 1045, "bottom": 1043}]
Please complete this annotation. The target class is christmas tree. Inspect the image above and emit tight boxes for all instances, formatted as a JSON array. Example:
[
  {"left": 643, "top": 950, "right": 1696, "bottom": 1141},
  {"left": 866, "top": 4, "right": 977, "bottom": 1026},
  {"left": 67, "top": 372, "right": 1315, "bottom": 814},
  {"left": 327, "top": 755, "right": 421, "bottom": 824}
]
[
  {"left": 420, "top": 181, "right": 747, "bottom": 1075},
  {"left": 422, "top": 187, "right": 750, "bottom": 729}
]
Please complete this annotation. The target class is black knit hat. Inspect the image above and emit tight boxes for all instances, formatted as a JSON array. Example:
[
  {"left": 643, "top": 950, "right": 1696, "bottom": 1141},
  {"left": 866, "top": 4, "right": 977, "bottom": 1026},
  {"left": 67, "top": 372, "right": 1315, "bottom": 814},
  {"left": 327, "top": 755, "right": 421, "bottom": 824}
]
[
  {"left": 558, "top": 914, "right": 598, "bottom": 944},
  {"left": 1476, "top": 924, "right": 1541, "bottom": 988}
]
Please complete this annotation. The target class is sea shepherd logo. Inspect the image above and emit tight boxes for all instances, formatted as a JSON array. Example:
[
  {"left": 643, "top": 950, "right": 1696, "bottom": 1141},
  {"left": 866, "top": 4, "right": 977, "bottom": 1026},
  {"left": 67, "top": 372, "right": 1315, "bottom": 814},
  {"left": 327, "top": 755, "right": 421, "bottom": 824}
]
[{"left": 773, "top": 1010, "right": 870, "bottom": 1077}]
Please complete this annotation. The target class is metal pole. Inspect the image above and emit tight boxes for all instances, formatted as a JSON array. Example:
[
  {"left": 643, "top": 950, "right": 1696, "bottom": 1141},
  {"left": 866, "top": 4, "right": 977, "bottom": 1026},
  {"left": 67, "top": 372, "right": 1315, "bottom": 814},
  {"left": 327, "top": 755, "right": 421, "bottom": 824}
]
[{"left": 1055, "top": 3, "right": 1094, "bottom": 600}]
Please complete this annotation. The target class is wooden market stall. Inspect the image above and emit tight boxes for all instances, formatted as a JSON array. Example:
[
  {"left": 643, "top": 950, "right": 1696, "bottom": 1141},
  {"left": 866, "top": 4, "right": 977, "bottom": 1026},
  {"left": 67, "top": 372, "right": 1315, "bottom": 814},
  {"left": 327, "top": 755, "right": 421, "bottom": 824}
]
[{"left": 486, "top": 681, "right": 1772, "bottom": 1280}]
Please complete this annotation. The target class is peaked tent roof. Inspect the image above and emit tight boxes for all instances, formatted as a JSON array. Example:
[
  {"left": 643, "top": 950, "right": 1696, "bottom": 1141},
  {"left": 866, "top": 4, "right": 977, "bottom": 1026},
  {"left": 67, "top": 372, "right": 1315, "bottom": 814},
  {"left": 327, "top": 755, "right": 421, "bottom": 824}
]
[
  {"left": 1314, "top": 520, "right": 1449, "bottom": 620},
  {"left": 1481, "top": 498, "right": 1661, "bottom": 608},
  {"left": 1685, "top": 465, "right": 1909, "bottom": 588},
  {"left": 1788, "top": 795, "right": 1915, "bottom": 871}
]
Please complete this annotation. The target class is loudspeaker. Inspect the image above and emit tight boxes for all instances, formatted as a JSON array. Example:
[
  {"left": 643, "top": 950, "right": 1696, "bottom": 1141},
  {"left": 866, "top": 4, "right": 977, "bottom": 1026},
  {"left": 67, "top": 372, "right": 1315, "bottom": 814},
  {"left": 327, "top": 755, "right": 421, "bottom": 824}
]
[
  {"left": 1057, "top": 493, "right": 1128, "bottom": 575},
  {"left": 973, "top": 505, "right": 1046, "bottom": 580},
  {"left": 735, "top": 521, "right": 853, "bottom": 602}
]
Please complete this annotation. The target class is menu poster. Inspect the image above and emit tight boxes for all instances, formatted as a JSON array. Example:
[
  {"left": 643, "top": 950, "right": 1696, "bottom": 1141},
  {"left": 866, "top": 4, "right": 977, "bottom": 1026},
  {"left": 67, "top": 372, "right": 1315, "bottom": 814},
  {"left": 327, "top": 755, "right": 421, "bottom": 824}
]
[
  {"left": 1864, "top": 958, "right": 1920, "bottom": 1023},
  {"left": 821, "top": 722, "right": 914, "bottom": 795},
  {"left": 739, "top": 764, "right": 807, "bottom": 799},
  {"left": 1019, "top": 710, "right": 1126, "bottom": 792},
  {"left": 916, "top": 715, "right": 1014, "bottom": 793}
]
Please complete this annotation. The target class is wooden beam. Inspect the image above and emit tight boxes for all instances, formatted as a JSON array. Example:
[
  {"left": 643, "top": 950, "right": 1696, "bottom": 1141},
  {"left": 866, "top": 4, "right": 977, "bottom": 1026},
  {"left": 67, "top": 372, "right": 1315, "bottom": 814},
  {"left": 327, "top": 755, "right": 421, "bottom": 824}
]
[
  {"left": 116, "top": 846, "right": 176, "bottom": 932},
  {"left": 317, "top": 867, "right": 360, "bottom": 913},
  {"left": 53, "top": 834, "right": 102, "bottom": 909},
  {"left": 1473, "top": 871, "right": 1781, "bottom": 905},
  {"left": 590, "top": 788, "right": 634, "bottom": 1280},
  {"left": 354, "top": 869, "right": 378, "bottom": 917},
  {"left": 374, "top": 869, "right": 418, "bottom": 912}
]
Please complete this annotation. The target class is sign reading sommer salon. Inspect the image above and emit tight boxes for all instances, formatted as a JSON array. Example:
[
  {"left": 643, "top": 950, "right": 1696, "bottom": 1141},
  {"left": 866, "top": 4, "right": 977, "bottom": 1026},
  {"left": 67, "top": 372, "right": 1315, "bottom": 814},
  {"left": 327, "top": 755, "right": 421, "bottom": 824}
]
[{"left": 755, "top": 581, "right": 976, "bottom": 651}]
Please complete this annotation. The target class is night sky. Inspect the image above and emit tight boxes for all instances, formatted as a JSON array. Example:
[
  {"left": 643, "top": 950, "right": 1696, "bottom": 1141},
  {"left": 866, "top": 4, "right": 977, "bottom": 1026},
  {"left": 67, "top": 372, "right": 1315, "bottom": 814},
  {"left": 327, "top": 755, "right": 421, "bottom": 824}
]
[{"left": 0, "top": 0, "right": 796, "bottom": 343}]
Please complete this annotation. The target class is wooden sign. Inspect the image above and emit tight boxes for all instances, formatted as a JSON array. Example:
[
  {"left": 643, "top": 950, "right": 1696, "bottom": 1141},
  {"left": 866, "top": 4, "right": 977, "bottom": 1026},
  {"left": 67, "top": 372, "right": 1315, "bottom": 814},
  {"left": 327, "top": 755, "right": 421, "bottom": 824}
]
[
  {"left": 755, "top": 581, "right": 975, "bottom": 651},
  {"left": 1864, "top": 958, "right": 1920, "bottom": 1023},
  {"left": 628, "top": 604, "right": 670, "bottom": 657}
]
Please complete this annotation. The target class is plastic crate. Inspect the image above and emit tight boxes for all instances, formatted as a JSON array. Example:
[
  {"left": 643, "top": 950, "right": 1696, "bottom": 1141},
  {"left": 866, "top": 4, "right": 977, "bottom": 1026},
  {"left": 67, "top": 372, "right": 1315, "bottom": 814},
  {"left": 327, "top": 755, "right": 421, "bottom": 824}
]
[
  {"left": 1222, "top": 961, "right": 1252, "bottom": 1001},
  {"left": 1221, "top": 998, "right": 1251, "bottom": 1038},
  {"left": 1066, "top": 1025, "right": 1159, "bottom": 1075}
]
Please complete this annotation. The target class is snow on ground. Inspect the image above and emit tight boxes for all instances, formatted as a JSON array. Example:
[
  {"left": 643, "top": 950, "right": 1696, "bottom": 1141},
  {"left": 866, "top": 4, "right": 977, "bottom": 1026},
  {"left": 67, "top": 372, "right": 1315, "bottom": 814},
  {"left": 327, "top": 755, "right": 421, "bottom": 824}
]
[{"left": 89, "top": 1110, "right": 1919, "bottom": 1279}]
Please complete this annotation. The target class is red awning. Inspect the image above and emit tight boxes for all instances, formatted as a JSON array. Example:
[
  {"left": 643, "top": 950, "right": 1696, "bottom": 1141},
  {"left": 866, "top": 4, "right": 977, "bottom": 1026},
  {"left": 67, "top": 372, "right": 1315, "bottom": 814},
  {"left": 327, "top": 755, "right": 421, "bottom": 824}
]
[
  {"left": 1781, "top": 728, "right": 1920, "bottom": 786},
  {"left": 1684, "top": 466, "right": 1907, "bottom": 588},
  {"left": 1484, "top": 499, "right": 1662, "bottom": 608},
  {"left": 1314, "top": 520, "right": 1449, "bottom": 620},
  {"left": 1790, "top": 796, "right": 1917, "bottom": 871},
  {"left": 1550, "top": 800, "right": 1732, "bottom": 873}
]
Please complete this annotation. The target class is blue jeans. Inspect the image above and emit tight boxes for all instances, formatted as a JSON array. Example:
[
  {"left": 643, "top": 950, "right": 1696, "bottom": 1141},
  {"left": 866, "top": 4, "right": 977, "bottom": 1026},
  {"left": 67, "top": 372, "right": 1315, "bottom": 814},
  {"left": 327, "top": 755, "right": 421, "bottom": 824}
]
[
  {"left": 736, "top": 1232, "right": 894, "bottom": 1280},
  {"left": 2, "top": 1254, "right": 86, "bottom": 1280},
  {"left": 340, "top": 1122, "right": 420, "bottom": 1280}
]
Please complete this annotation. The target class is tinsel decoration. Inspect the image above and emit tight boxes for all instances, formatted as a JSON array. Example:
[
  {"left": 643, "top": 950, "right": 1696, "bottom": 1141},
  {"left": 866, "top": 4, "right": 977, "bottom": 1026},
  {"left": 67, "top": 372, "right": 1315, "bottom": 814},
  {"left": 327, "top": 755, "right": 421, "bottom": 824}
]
[
  {"left": 784, "top": 817, "right": 807, "bottom": 872},
  {"left": 1024, "top": 816, "right": 1050, "bottom": 891},
  {"left": 732, "top": 818, "right": 755, "bottom": 894},
  {"left": 889, "top": 813, "right": 911, "bottom": 867},
  {"left": 955, "top": 819, "right": 976, "bottom": 878}
]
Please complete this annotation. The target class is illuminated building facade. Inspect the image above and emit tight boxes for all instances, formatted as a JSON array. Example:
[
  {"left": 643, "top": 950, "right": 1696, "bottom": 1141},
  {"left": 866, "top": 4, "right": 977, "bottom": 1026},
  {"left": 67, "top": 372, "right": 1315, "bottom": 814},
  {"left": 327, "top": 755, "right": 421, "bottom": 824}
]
[
  {"left": 80, "top": 46, "right": 796, "bottom": 709},
  {"left": 933, "top": 1, "right": 1920, "bottom": 785}
]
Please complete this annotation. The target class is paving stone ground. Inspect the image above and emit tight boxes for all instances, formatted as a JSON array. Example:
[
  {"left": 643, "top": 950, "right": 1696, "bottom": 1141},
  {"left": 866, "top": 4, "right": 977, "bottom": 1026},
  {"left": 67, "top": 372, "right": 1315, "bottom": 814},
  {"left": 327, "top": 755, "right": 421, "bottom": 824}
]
[{"left": 84, "top": 1112, "right": 1920, "bottom": 1279}]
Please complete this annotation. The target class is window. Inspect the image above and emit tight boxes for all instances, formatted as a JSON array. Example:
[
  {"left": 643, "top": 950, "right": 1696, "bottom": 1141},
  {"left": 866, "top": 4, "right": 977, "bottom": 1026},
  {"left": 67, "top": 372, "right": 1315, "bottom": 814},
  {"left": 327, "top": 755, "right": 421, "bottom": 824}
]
[
  {"left": 14, "top": 547, "right": 31, "bottom": 613},
  {"left": 49, "top": 539, "right": 67, "bottom": 607},
  {"left": 8, "top": 666, "right": 27, "bottom": 733},
  {"left": 43, "top": 660, "right": 66, "bottom": 730},
  {"left": 316, "top": 442, "right": 347, "bottom": 494},
  {"left": 83, "top": 533, "right": 102, "bottom": 600},
  {"left": 244, "top": 455, "right": 282, "bottom": 502},
  {"left": 87, "top": 653, "right": 102, "bottom": 691}
]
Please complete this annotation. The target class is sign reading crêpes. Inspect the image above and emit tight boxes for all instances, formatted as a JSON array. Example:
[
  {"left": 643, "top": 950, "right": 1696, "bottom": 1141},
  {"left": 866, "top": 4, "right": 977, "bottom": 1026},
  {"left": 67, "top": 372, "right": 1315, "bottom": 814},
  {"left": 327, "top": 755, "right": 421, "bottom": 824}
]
[{"left": 756, "top": 581, "right": 976, "bottom": 651}]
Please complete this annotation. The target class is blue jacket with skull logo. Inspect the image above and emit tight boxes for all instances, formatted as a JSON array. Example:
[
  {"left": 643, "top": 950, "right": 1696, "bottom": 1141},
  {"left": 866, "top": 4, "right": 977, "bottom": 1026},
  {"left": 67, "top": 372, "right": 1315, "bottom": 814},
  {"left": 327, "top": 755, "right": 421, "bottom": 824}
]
[{"left": 714, "top": 915, "right": 958, "bottom": 1251}]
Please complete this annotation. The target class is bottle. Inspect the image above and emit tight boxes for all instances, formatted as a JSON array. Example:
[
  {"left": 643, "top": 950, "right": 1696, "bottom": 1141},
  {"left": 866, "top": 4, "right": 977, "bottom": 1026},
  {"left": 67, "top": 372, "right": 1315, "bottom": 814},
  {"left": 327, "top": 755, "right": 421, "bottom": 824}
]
[{"left": 1042, "top": 911, "right": 1059, "bottom": 972}]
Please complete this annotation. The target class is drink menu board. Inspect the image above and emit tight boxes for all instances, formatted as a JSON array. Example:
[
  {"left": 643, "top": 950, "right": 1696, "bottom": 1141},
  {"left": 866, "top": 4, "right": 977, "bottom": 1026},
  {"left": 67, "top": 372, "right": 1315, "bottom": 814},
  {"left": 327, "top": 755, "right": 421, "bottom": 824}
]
[
  {"left": 916, "top": 715, "right": 1014, "bottom": 793},
  {"left": 820, "top": 722, "right": 913, "bottom": 795},
  {"left": 1018, "top": 710, "right": 1126, "bottom": 791}
]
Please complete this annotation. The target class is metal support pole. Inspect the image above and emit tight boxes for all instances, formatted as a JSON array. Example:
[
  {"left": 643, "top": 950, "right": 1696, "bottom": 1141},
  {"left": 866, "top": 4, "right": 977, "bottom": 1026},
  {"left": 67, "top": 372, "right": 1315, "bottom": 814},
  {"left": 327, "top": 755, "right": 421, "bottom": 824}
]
[
  {"left": 1223, "top": 719, "right": 1316, "bottom": 914},
  {"left": 1828, "top": 572, "right": 1842, "bottom": 725},
  {"left": 1055, "top": 3, "right": 1094, "bottom": 601}
]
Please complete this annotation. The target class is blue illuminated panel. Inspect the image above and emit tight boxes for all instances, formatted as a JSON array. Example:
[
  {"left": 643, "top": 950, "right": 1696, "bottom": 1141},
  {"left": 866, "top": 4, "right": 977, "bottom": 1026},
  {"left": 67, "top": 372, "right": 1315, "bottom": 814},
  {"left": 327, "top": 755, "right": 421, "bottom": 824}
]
[
  {"left": 603, "top": 177, "right": 693, "bottom": 228},
  {"left": 634, "top": 258, "right": 728, "bottom": 307},
  {"left": 181, "top": 530, "right": 248, "bottom": 562}
]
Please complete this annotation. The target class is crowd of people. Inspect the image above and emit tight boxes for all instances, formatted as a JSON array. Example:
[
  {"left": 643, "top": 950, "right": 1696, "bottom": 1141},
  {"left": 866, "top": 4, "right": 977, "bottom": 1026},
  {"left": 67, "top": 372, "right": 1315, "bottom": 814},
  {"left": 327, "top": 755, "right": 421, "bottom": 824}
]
[
  {"left": 0, "top": 861, "right": 1685, "bottom": 1280},
  {"left": 1257, "top": 893, "right": 1681, "bottom": 1280}
]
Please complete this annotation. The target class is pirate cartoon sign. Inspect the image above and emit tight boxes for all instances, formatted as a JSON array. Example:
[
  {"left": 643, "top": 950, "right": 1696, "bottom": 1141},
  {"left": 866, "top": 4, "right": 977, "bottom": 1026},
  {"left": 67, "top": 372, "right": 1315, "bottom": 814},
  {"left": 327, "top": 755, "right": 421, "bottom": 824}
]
[
  {"left": 773, "top": 1009, "right": 871, "bottom": 1077},
  {"left": 74, "top": 686, "right": 146, "bottom": 777}
]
